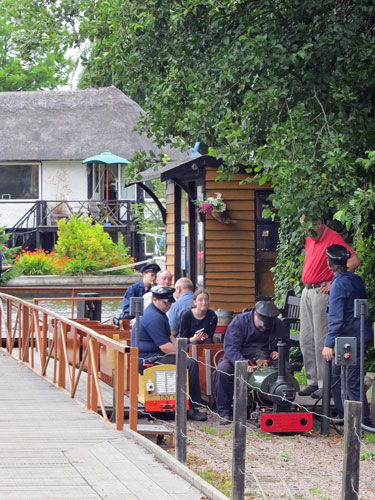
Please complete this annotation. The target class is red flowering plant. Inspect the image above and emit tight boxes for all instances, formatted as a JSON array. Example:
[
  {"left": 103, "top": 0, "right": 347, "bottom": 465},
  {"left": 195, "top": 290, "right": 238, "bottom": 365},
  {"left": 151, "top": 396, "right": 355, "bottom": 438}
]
[{"left": 194, "top": 193, "right": 226, "bottom": 214}]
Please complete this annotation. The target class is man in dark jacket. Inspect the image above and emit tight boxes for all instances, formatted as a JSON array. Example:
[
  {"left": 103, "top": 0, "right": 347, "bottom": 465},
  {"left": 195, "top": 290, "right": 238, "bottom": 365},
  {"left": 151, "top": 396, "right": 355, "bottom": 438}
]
[
  {"left": 322, "top": 244, "right": 373, "bottom": 425},
  {"left": 214, "top": 301, "right": 288, "bottom": 424}
]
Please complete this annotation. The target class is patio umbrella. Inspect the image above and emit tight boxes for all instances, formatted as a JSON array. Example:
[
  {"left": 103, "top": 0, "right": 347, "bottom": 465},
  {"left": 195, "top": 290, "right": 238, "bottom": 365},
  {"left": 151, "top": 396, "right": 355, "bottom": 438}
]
[{"left": 82, "top": 151, "right": 130, "bottom": 165}]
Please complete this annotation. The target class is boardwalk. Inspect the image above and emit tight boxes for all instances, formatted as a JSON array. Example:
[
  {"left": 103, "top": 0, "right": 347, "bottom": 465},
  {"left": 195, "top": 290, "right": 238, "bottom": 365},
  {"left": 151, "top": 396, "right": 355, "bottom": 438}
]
[{"left": 0, "top": 351, "right": 209, "bottom": 500}]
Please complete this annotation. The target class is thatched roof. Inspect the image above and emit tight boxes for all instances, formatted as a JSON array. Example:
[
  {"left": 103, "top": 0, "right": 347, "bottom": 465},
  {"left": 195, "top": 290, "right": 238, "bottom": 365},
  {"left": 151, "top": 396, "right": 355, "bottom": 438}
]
[{"left": 0, "top": 86, "right": 191, "bottom": 163}]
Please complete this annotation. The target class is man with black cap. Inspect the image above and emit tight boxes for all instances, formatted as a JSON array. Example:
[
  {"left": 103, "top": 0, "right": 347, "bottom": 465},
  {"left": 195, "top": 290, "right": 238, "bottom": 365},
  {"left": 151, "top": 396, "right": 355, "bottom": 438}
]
[
  {"left": 322, "top": 244, "right": 372, "bottom": 425},
  {"left": 120, "top": 262, "right": 161, "bottom": 320},
  {"left": 131, "top": 285, "right": 207, "bottom": 421},
  {"left": 213, "top": 301, "right": 288, "bottom": 425}
]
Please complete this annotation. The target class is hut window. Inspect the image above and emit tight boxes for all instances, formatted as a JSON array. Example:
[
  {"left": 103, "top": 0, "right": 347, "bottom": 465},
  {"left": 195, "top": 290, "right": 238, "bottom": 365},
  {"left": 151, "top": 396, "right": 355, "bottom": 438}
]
[{"left": 0, "top": 164, "right": 39, "bottom": 199}]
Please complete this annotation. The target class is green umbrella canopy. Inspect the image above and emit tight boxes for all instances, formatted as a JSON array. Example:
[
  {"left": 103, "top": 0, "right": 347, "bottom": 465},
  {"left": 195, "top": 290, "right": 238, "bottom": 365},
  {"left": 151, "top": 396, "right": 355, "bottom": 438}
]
[{"left": 82, "top": 151, "right": 130, "bottom": 165}]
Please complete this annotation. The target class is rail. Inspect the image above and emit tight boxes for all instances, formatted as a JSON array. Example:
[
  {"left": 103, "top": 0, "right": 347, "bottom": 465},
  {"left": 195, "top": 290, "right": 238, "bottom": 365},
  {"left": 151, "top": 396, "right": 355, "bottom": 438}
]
[{"left": 0, "top": 292, "right": 139, "bottom": 432}]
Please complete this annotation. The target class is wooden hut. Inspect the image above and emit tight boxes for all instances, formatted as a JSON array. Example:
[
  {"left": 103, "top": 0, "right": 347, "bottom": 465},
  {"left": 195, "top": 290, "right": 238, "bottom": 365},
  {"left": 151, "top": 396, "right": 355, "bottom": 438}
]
[{"left": 136, "top": 155, "right": 279, "bottom": 314}]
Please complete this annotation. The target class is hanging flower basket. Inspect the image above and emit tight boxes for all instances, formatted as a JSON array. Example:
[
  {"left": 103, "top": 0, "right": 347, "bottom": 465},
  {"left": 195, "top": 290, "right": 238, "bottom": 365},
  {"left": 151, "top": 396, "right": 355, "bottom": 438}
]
[{"left": 194, "top": 193, "right": 237, "bottom": 225}]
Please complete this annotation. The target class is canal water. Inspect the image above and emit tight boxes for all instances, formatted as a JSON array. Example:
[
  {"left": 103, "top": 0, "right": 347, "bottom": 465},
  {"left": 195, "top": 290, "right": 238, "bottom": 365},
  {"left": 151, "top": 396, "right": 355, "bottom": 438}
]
[{"left": 24, "top": 296, "right": 122, "bottom": 324}]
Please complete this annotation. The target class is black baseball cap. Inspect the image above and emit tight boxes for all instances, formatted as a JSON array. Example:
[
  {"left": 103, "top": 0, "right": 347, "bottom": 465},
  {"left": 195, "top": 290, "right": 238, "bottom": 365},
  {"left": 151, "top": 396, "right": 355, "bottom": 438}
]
[
  {"left": 151, "top": 286, "right": 175, "bottom": 303},
  {"left": 255, "top": 301, "right": 280, "bottom": 330},
  {"left": 141, "top": 263, "right": 161, "bottom": 274},
  {"left": 325, "top": 244, "right": 351, "bottom": 264}
]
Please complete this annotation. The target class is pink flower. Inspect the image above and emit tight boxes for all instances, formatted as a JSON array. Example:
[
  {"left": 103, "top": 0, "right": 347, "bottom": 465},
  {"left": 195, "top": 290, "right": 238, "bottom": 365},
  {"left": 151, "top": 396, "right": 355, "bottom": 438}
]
[{"left": 2, "top": 246, "right": 8, "bottom": 250}]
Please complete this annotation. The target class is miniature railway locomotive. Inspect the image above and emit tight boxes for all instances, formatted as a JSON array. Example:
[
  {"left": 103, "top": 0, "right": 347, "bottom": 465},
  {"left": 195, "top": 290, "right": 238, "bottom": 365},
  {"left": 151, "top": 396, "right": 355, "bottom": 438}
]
[
  {"left": 247, "top": 342, "right": 313, "bottom": 433},
  {"left": 138, "top": 363, "right": 189, "bottom": 413}
]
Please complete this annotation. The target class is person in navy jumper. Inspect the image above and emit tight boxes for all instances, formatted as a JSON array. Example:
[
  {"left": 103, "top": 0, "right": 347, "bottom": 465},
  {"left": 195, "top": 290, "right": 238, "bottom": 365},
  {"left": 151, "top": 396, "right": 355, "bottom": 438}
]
[
  {"left": 131, "top": 285, "right": 207, "bottom": 421},
  {"left": 214, "top": 301, "right": 287, "bottom": 424},
  {"left": 322, "top": 244, "right": 373, "bottom": 425},
  {"left": 121, "top": 262, "right": 160, "bottom": 319}
]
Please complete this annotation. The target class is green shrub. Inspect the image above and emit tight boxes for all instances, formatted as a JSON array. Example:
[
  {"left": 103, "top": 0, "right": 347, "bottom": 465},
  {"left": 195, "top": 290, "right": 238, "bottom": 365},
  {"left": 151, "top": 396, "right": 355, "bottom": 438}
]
[{"left": 12, "top": 217, "right": 135, "bottom": 276}]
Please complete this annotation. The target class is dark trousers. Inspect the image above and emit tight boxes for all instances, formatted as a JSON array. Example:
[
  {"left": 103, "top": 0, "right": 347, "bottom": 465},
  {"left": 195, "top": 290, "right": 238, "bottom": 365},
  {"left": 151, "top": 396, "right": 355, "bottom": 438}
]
[
  {"left": 214, "top": 358, "right": 236, "bottom": 416},
  {"left": 331, "top": 347, "right": 370, "bottom": 423},
  {"left": 154, "top": 355, "right": 202, "bottom": 409}
]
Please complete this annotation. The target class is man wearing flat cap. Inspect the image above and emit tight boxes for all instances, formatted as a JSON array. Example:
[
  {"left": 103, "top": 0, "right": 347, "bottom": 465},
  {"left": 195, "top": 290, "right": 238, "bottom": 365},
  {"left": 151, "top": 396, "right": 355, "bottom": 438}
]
[
  {"left": 120, "top": 262, "right": 161, "bottom": 320},
  {"left": 131, "top": 286, "right": 207, "bottom": 421},
  {"left": 214, "top": 301, "right": 288, "bottom": 424},
  {"left": 322, "top": 244, "right": 372, "bottom": 425}
]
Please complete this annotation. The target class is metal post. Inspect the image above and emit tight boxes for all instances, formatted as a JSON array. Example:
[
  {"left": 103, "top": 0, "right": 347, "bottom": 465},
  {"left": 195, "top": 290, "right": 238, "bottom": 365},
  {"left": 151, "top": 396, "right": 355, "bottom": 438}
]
[
  {"left": 175, "top": 338, "right": 187, "bottom": 464},
  {"left": 342, "top": 400, "right": 362, "bottom": 499},
  {"left": 321, "top": 359, "right": 331, "bottom": 435},
  {"left": 130, "top": 297, "right": 144, "bottom": 348},
  {"left": 232, "top": 360, "right": 248, "bottom": 500},
  {"left": 354, "top": 299, "right": 368, "bottom": 415},
  {"left": 36, "top": 201, "right": 41, "bottom": 249}
]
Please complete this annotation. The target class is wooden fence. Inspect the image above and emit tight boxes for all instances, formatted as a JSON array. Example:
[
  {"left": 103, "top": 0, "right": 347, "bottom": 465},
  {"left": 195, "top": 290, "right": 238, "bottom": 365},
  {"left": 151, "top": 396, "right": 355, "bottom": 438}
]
[{"left": 0, "top": 292, "right": 139, "bottom": 432}]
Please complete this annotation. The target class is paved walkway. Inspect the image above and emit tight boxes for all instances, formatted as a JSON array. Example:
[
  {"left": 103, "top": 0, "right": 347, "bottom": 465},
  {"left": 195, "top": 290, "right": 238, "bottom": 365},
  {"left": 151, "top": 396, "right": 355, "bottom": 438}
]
[{"left": 0, "top": 351, "right": 207, "bottom": 500}]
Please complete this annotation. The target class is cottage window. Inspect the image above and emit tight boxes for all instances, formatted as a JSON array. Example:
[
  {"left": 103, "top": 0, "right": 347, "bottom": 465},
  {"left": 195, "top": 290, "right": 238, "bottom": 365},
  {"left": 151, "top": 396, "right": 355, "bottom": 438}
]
[{"left": 0, "top": 164, "right": 39, "bottom": 199}]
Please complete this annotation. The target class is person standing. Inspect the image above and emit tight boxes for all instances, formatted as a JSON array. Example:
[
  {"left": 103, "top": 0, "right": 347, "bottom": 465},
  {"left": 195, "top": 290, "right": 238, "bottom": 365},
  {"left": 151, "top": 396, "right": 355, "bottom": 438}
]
[
  {"left": 299, "top": 217, "right": 360, "bottom": 399},
  {"left": 322, "top": 244, "right": 372, "bottom": 425}
]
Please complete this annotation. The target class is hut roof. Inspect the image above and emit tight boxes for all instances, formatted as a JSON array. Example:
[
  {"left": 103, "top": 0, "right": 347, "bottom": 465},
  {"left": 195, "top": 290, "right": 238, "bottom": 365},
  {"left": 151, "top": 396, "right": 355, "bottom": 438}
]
[{"left": 0, "top": 86, "right": 191, "bottom": 163}]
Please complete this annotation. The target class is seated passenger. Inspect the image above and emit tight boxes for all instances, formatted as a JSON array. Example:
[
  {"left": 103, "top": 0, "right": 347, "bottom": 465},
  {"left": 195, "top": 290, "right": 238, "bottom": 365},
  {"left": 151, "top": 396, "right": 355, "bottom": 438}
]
[
  {"left": 168, "top": 277, "right": 194, "bottom": 337},
  {"left": 179, "top": 289, "right": 218, "bottom": 344},
  {"left": 131, "top": 285, "right": 207, "bottom": 421},
  {"left": 213, "top": 301, "right": 288, "bottom": 425},
  {"left": 117, "top": 263, "right": 160, "bottom": 323}
]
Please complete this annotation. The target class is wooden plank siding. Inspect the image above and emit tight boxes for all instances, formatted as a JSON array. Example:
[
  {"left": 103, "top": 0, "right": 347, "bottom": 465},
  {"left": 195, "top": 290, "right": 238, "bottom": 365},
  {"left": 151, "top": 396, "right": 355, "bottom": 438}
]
[
  {"left": 163, "top": 164, "right": 273, "bottom": 316},
  {"left": 205, "top": 167, "right": 270, "bottom": 314}
]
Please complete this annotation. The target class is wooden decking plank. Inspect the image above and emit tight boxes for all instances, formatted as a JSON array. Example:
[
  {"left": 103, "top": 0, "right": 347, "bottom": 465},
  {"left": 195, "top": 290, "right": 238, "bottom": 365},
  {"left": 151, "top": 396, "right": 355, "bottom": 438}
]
[{"left": 0, "top": 351, "right": 206, "bottom": 500}]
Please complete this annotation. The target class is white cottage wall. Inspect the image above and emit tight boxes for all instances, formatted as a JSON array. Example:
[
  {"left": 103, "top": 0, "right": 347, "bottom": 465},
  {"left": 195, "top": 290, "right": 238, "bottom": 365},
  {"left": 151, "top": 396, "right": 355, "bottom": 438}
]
[{"left": 0, "top": 161, "right": 87, "bottom": 229}]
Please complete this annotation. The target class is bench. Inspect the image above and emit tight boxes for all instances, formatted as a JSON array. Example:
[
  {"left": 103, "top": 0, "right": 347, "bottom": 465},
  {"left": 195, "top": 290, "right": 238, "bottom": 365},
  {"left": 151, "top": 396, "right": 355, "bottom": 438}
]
[{"left": 280, "top": 290, "right": 301, "bottom": 347}]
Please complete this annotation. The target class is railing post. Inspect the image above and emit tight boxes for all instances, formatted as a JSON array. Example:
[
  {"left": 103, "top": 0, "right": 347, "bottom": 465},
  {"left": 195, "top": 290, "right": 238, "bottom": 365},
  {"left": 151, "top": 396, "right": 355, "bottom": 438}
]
[
  {"left": 6, "top": 299, "right": 12, "bottom": 352},
  {"left": 175, "top": 338, "right": 187, "bottom": 464},
  {"left": 232, "top": 360, "right": 248, "bottom": 500},
  {"left": 129, "top": 347, "right": 139, "bottom": 432},
  {"left": 58, "top": 324, "right": 66, "bottom": 389},
  {"left": 41, "top": 313, "right": 48, "bottom": 373},
  {"left": 90, "top": 338, "right": 99, "bottom": 414},
  {"left": 21, "top": 304, "right": 29, "bottom": 362},
  {"left": 115, "top": 351, "right": 125, "bottom": 431}
]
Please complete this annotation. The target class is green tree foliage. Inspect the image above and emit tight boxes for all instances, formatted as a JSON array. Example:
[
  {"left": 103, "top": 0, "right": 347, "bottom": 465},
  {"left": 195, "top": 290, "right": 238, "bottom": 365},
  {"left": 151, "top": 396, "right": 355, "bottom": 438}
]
[
  {"left": 52, "top": 2, "right": 375, "bottom": 315},
  {"left": 0, "top": 0, "right": 72, "bottom": 90}
]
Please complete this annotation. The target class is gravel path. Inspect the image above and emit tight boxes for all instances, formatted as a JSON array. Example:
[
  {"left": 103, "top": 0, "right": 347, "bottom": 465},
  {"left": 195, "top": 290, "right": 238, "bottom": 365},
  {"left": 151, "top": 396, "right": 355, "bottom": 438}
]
[{"left": 158, "top": 411, "right": 375, "bottom": 499}]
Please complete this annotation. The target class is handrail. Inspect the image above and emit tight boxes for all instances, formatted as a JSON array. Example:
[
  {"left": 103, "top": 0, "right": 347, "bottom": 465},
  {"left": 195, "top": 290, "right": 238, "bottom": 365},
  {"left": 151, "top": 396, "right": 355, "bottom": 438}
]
[{"left": 0, "top": 292, "right": 137, "bottom": 432}]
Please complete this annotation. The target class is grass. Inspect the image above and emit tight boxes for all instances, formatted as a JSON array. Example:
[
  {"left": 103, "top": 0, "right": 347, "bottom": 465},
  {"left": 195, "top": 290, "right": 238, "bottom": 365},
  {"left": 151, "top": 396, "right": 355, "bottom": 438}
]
[
  {"left": 363, "top": 432, "right": 375, "bottom": 443},
  {"left": 187, "top": 454, "right": 231, "bottom": 496},
  {"left": 221, "top": 430, "right": 233, "bottom": 439},
  {"left": 360, "top": 449, "right": 375, "bottom": 461},
  {"left": 201, "top": 426, "right": 218, "bottom": 436}
]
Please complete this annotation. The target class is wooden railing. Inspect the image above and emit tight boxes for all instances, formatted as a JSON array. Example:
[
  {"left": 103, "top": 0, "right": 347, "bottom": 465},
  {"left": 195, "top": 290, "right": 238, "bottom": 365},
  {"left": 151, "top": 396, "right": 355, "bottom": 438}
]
[{"left": 0, "top": 292, "right": 139, "bottom": 432}]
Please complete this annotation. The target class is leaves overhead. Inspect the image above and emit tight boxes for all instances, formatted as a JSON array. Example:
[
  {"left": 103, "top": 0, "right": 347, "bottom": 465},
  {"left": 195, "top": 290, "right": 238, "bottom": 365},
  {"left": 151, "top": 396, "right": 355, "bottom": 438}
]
[{"left": 0, "top": 0, "right": 72, "bottom": 91}]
